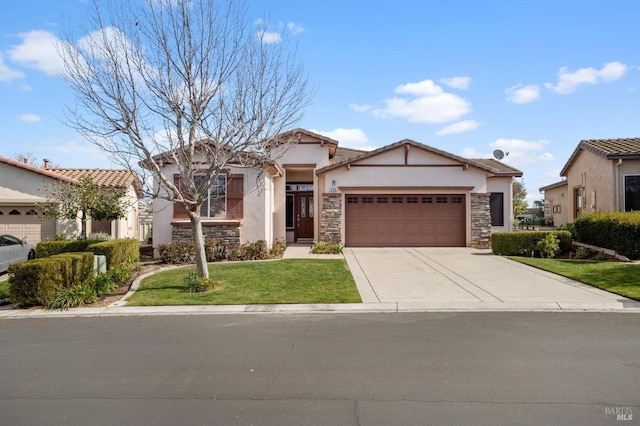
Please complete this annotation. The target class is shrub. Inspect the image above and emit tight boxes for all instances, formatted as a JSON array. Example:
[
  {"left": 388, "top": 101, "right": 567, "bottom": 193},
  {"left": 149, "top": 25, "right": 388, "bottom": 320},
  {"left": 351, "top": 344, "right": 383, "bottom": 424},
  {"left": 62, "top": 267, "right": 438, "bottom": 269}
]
[
  {"left": 311, "top": 241, "right": 344, "bottom": 254},
  {"left": 574, "top": 246, "right": 591, "bottom": 259},
  {"left": 536, "top": 234, "right": 560, "bottom": 258},
  {"left": 46, "top": 284, "right": 97, "bottom": 310},
  {"left": 88, "top": 239, "right": 140, "bottom": 270},
  {"left": 36, "top": 240, "right": 101, "bottom": 258},
  {"left": 93, "top": 272, "right": 117, "bottom": 297},
  {"left": 52, "top": 252, "right": 95, "bottom": 285},
  {"left": 227, "top": 240, "right": 270, "bottom": 261},
  {"left": 8, "top": 258, "right": 66, "bottom": 306},
  {"left": 573, "top": 211, "right": 640, "bottom": 259},
  {"left": 86, "top": 232, "right": 112, "bottom": 241},
  {"left": 270, "top": 238, "right": 287, "bottom": 258},
  {"left": 204, "top": 240, "right": 228, "bottom": 262},
  {"left": 183, "top": 271, "right": 214, "bottom": 293},
  {"left": 491, "top": 231, "right": 572, "bottom": 257},
  {"left": 159, "top": 242, "right": 196, "bottom": 264}
]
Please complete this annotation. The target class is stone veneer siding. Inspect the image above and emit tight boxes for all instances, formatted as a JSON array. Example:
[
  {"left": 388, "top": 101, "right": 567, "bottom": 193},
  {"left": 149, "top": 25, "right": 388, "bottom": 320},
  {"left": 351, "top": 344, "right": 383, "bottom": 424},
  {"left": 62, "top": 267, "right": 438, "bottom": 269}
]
[
  {"left": 470, "top": 193, "right": 491, "bottom": 249},
  {"left": 172, "top": 223, "right": 240, "bottom": 245},
  {"left": 320, "top": 195, "right": 342, "bottom": 243}
]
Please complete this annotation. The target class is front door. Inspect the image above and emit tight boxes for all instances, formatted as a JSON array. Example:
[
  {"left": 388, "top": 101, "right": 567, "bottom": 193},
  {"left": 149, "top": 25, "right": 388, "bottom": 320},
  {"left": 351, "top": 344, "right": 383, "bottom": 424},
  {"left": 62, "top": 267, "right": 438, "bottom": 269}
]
[{"left": 295, "top": 192, "right": 314, "bottom": 240}]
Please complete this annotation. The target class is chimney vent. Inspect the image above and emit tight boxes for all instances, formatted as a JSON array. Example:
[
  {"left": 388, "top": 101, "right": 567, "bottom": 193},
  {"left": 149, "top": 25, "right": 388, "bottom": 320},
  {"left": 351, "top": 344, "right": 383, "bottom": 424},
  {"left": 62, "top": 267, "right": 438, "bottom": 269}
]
[{"left": 43, "top": 159, "right": 50, "bottom": 169}]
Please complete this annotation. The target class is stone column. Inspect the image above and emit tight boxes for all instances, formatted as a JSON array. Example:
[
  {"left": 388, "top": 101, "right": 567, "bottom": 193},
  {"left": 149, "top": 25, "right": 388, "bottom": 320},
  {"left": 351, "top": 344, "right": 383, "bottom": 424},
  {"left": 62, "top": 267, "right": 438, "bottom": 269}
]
[
  {"left": 320, "top": 194, "right": 342, "bottom": 243},
  {"left": 470, "top": 193, "right": 491, "bottom": 249}
]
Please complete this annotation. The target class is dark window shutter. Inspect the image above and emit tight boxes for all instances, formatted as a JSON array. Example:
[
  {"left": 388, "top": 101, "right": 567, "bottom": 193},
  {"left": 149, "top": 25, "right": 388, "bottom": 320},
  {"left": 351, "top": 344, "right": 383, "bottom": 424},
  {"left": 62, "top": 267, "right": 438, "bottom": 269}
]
[
  {"left": 173, "top": 174, "right": 189, "bottom": 219},
  {"left": 227, "top": 174, "right": 244, "bottom": 219}
]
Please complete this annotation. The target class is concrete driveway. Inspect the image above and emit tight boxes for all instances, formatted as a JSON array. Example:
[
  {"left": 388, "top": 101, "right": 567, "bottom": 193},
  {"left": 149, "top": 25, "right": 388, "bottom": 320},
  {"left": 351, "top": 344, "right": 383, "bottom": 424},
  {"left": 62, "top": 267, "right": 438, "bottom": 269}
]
[{"left": 343, "top": 247, "right": 639, "bottom": 311}]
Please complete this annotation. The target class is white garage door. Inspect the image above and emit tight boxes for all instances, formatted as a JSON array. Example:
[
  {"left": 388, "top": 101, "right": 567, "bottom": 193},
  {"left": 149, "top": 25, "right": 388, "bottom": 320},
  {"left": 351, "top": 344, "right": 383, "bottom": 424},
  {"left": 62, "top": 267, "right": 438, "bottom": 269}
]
[{"left": 0, "top": 207, "right": 56, "bottom": 245}]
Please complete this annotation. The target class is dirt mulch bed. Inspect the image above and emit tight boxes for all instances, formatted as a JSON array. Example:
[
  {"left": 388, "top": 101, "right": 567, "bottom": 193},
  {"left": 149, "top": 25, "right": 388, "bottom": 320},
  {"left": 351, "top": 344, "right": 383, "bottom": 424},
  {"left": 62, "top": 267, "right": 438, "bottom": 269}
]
[{"left": 85, "top": 261, "right": 166, "bottom": 308}]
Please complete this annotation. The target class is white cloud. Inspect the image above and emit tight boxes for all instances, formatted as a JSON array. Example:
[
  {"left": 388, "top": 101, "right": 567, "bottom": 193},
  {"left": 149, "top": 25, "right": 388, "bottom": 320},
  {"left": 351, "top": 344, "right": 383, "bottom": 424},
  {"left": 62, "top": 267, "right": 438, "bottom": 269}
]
[
  {"left": 311, "top": 128, "right": 375, "bottom": 150},
  {"left": 287, "top": 22, "right": 304, "bottom": 35},
  {"left": 0, "top": 52, "right": 25, "bottom": 83},
  {"left": 436, "top": 120, "right": 479, "bottom": 136},
  {"left": 490, "top": 138, "right": 554, "bottom": 165},
  {"left": 505, "top": 84, "right": 540, "bottom": 104},
  {"left": 349, "top": 103, "right": 374, "bottom": 112},
  {"left": 20, "top": 113, "right": 41, "bottom": 123},
  {"left": 7, "top": 30, "right": 63, "bottom": 75},
  {"left": 545, "top": 61, "right": 627, "bottom": 94},
  {"left": 440, "top": 76, "right": 471, "bottom": 90},
  {"left": 364, "top": 79, "right": 471, "bottom": 124},
  {"left": 256, "top": 30, "right": 282, "bottom": 44}
]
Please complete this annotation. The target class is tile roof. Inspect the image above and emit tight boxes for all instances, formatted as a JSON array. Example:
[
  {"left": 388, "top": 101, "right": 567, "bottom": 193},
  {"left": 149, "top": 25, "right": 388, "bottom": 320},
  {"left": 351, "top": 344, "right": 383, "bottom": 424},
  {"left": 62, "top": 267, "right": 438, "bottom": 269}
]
[
  {"left": 561, "top": 138, "right": 640, "bottom": 176},
  {"left": 0, "top": 155, "right": 141, "bottom": 195},
  {"left": 330, "top": 147, "right": 368, "bottom": 165},
  {"left": 52, "top": 168, "right": 139, "bottom": 190},
  {"left": 470, "top": 158, "right": 523, "bottom": 177}
]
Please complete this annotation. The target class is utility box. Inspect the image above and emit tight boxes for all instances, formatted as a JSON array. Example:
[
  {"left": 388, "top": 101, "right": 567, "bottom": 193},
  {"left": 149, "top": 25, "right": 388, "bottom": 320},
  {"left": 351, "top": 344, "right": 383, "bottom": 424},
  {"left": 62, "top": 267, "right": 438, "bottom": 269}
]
[{"left": 94, "top": 255, "right": 107, "bottom": 275}]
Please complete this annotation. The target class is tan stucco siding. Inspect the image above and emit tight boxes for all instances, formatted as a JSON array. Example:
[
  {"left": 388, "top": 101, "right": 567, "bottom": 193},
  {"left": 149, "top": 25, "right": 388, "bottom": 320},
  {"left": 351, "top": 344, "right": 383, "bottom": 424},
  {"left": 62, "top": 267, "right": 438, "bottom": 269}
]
[
  {"left": 565, "top": 151, "right": 615, "bottom": 218},
  {"left": 543, "top": 184, "right": 569, "bottom": 226}
]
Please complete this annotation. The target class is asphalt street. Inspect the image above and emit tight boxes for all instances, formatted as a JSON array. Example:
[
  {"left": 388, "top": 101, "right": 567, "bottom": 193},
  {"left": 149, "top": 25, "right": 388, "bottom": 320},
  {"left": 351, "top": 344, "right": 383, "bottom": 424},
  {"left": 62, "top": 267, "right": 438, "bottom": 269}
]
[{"left": 1, "top": 312, "right": 639, "bottom": 425}]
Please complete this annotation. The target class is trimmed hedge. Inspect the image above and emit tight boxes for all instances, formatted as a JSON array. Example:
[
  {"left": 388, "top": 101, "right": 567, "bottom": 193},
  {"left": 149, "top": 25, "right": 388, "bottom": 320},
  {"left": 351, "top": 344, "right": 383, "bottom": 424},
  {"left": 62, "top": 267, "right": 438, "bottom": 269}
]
[
  {"left": 87, "top": 239, "right": 140, "bottom": 270},
  {"left": 36, "top": 240, "right": 102, "bottom": 258},
  {"left": 491, "top": 231, "right": 572, "bottom": 256},
  {"left": 573, "top": 211, "right": 640, "bottom": 259},
  {"left": 8, "top": 252, "right": 94, "bottom": 307},
  {"left": 158, "top": 240, "right": 284, "bottom": 264}
]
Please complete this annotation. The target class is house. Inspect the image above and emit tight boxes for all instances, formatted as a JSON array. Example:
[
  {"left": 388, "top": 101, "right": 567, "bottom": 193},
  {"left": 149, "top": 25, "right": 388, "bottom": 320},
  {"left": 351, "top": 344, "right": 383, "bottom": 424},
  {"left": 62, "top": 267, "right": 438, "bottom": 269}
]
[
  {"left": 540, "top": 138, "right": 640, "bottom": 226},
  {"left": 0, "top": 156, "right": 141, "bottom": 243},
  {"left": 152, "top": 129, "right": 522, "bottom": 250},
  {"left": 539, "top": 180, "right": 568, "bottom": 226}
]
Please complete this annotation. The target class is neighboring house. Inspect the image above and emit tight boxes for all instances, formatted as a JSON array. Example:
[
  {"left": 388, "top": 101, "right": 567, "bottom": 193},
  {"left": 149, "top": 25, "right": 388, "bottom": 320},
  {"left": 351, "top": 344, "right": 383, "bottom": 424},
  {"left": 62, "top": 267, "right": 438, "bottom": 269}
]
[
  {"left": 0, "top": 156, "right": 141, "bottom": 244},
  {"left": 539, "top": 180, "right": 568, "bottom": 226},
  {"left": 540, "top": 138, "right": 640, "bottom": 226},
  {"left": 153, "top": 129, "right": 522, "bottom": 249}
]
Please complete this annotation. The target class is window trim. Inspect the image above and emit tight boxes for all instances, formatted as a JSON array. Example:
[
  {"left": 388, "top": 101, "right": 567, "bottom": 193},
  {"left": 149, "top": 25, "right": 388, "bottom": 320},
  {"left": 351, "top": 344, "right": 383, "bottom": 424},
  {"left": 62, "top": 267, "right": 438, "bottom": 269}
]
[
  {"left": 624, "top": 174, "right": 640, "bottom": 212},
  {"left": 490, "top": 192, "right": 505, "bottom": 227}
]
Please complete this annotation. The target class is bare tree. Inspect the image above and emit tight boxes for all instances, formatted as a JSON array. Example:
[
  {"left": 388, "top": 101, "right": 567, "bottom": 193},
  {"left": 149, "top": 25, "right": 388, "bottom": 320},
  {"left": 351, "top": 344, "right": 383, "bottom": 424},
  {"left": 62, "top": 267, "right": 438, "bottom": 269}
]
[{"left": 58, "top": 0, "right": 311, "bottom": 278}]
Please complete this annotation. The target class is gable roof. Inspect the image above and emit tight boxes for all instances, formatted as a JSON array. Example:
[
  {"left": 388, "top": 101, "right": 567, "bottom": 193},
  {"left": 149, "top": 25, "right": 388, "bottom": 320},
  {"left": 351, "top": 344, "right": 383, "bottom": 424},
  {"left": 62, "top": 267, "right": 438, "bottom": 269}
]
[
  {"left": 561, "top": 138, "right": 640, "bottom": 176},
  {"left": 276, "top": 128, "right": 339, "bottom": 157},
  {"left": 316, "top": 139, "right": 523, "bottom": 177},
  {"left": 539, "top": 180, "right": 568, "bottom": 192},
  {"left": 0, "top": 155, "right": 141, "bottom": 195}
]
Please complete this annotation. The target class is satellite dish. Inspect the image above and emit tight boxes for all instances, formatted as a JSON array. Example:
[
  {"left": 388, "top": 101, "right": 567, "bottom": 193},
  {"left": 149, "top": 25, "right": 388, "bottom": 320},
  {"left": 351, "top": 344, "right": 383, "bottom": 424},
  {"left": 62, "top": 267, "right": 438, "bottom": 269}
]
[{"left": 493, "top": 149, "right": 504, "bottom": 160}]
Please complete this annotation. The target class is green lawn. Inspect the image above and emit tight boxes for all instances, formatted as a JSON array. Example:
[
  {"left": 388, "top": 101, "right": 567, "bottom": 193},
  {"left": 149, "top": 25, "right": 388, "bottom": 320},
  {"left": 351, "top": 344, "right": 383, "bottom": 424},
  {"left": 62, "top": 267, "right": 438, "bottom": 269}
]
[
  {"left": 509, "top": 257, "right": 640, "bottom": 301},
  {"left": 126, "top": 259, "right": 361, "bottom": 306},
  {"left": 0, "top": 279, "right": 9, "bottom": 300}
]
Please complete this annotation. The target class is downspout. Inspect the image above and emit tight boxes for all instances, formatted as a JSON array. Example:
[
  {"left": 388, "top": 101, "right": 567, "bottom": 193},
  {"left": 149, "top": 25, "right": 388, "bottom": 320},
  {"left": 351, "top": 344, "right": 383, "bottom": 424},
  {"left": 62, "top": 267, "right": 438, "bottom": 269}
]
[{"left": 615, "top": 159, "right": 622, "bottom": 211}]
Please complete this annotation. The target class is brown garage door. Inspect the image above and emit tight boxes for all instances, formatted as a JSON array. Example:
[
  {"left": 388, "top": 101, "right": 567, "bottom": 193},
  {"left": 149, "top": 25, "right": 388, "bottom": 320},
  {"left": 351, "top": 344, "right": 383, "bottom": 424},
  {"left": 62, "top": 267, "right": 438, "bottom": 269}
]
[{"left": 345, "top": 194, "right": 466, "bottom": 247}]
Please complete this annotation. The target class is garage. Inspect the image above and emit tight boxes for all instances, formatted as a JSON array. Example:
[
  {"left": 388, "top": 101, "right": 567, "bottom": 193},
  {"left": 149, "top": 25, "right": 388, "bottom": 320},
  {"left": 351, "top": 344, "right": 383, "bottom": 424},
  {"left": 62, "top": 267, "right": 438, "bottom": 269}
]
[
  {"left": 0, "top": 207, "right": 56, "bottom": 244},
  {"left": 345, "top": 194, "right": 466, "bottom": 247}
]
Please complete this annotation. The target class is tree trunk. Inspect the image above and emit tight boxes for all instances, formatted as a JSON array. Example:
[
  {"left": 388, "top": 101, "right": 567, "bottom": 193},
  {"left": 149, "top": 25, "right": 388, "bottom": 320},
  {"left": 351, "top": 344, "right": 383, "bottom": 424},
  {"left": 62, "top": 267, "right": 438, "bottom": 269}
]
[
  {"left": 81, "top": 211, "right": 87, "bottom": 240},
  {"left": 188, "top": 213, "right": 209, "bottom": 279}
]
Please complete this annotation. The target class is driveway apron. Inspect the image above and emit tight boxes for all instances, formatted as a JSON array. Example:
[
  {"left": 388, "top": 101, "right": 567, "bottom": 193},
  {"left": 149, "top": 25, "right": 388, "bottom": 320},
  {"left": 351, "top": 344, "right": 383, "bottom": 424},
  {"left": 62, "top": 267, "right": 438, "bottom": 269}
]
[{"left": 343, "top": 247, "right": 636, "bottom": 309}]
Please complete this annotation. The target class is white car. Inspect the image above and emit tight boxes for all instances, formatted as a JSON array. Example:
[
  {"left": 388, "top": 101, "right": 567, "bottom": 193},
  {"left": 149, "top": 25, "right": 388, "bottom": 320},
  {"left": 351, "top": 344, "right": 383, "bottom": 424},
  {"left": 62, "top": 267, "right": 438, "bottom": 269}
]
[{"left": 0, "top": 234, "right": 36, "bottom": 273}]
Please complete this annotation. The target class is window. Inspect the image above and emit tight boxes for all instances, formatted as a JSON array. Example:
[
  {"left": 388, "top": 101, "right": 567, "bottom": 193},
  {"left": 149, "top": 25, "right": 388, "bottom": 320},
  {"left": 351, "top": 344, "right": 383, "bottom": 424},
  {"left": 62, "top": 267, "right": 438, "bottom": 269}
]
[
  {"left": 347, "top": 196, "right": 358, "bottom": 204},
  {"left": 377, "top": 197, "right": 388, "bottom": 203},
  {"left": 362, "top": 197, "right": 373, "bottom": 204},
  {"left": 451, "top": 196, "right": 463, "bottom": 204},
  {"left": 625, "top": 175, "right": 640, "bottom": 212},
  {"left": 392, "top": 197, "right": 403, "bottom": 204},
  {"left": 196, "top": 174, "right": 226, "bottom": 218},
  {"left": 9, "top": 209, "right": 20, "bottom": 215},
  {"left": 436, "top": 197, "right": 448, "bottom": 204},
  {"left": 286, "top": 194, "right": 294, "bottom": 228},
  {"left": 490, "top": 192, "right": 504, "bottom": 227},
  {"left": 422, "top": 197, "right": 433, "bottom": 204},
  {"left": 26, "top": 209, "right": 38, "bottom": 215},
  {"left": 407, "top": 197, "right": 418, "bottom": 204}
]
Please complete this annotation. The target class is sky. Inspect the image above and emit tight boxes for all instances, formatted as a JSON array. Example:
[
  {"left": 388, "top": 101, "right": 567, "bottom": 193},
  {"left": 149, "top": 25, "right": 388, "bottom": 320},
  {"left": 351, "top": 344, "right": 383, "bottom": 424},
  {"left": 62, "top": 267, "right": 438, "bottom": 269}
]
[{"left": 1, "top": 0, "right": 640, "bottom": 206}]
